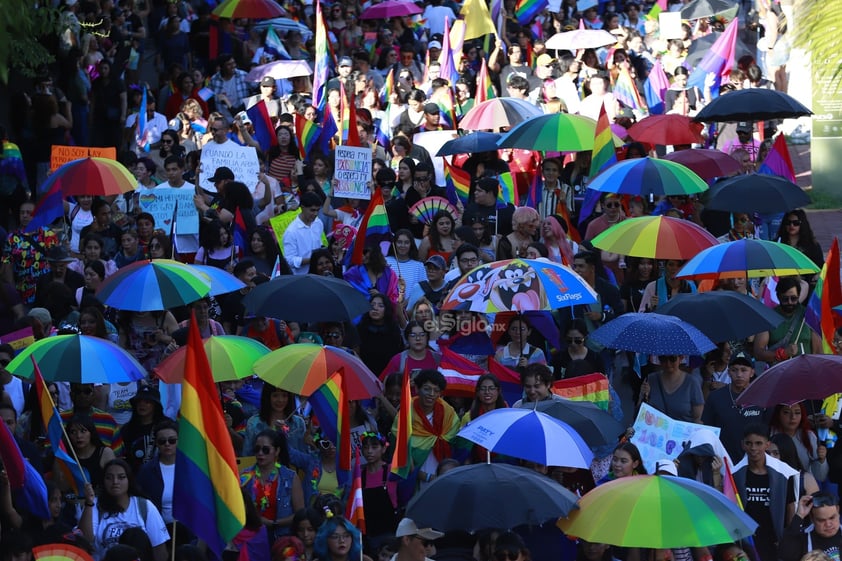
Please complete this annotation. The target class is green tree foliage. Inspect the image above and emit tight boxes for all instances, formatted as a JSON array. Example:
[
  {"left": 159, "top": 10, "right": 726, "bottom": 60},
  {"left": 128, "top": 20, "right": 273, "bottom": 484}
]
[
  {"left": 0, "top": 1, "right": 63, "bottom": 82},
  {"left": 790, "top": 0, "right": 842, "bottom": 80}
]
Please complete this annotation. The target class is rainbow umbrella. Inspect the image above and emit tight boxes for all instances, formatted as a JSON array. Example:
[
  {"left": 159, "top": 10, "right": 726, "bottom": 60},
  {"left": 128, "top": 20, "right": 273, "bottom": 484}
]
[
  {"left": 212, "top": 0, "right": 286, "bottom": 19},
  {"left": 558, "top": 475, "right": 757, "bottom": 548},
  {"left": 497, "top": 113, "right": 624, "bottom": 152},
  {"left": 253, "top": 343, "right": 383, "bottom": 399},
  {"left": 7, "top": 334, "right": 147, "bottom": 383},
  {"left": 460, "top": 98, "right": 543, "bottom": 131},
  {"left": 590, "top": 216, "right": 718, "bottom": 260},
  {"left": 33, "top": 544, "right": 94, "bottom": 561},
  {"left": 587, "top": 157, "right": 708, "bottom": 198},
  {"left": 189, "top": 264, "right": 246, "bottom": 296},
  {"left": 676, "top": 238, "right": 821, "bottom": 280},
  {"left": 40, "top": 157, "right": 136, "bottom": 197},
  {"left": 154, "top": 335, "right": 270, "bottom": 383},
  {"left": 96, "top": 259, "right": 211, "bottom": 311}
]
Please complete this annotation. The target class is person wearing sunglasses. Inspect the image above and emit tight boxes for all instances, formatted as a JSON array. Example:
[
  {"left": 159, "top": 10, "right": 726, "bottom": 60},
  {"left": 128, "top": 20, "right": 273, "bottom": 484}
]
[
  {"left": 779, "top": 492, "right": 842, "bottom": 560},
  {"left": 392, "top": 518, "right": 443, "bottom": 561},
  {"left": 314, "top": 515, "right": 364, "bottom": 561},
  {"left": 754, "top": 276, "right": 821, "bottom": 365},
  {"left": 774, "top": 209, "right": 825, "bottom": 276},
  {"left": 240, "top": 429, "right": 305, "bottom": 539},
  {"left": 639, "top": 353, "right": 704, "bottom": 423},
  {"left": 554, "top": 319, "right": 605, "bottom": 381},
  {"left": 718, "top": 212, "right": 756, "bottom": 243},
  {"left": 136, "top": 419, "right": 180, "bottom": 525},
  {"left": 61, "top": 383, "right": 123, "bottom": 455}
]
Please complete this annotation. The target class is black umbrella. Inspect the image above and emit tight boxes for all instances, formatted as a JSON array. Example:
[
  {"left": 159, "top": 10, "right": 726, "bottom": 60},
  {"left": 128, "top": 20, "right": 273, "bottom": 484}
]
[
  {"left": 705, "top": 173, "right": 811, "bottom": 214},
  {"left": 517, "top": 399, "right": 626, "bottom": 449},
  {"left": 241, "top": 274, "right": 371, "bottom": 322},
  {"left": 654, "top": 291, "right": 784, "bottom": 343},
  {"left": 680, "top": 0, "right": 737, "bottom": 20},
  {"left": 685, "top": 31, "right": 753, "bottom": 69},
  {"left": 693, "top": 89, "right": 813, "bottom": 122},
  {"left": 405, "top": 463, "right": 579, "bottom": 532},
  {"left": 436, "top": 132, "right": 502, "bottom": 156}
]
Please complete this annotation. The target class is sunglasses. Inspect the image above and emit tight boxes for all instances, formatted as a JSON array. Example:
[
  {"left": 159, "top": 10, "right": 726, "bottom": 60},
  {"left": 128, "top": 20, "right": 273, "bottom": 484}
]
[
  {"left": 779, "top": 296, "right": 799, "bottom": 303},
  {"left": 161, "top": 139, "right": 173, "bottom": 144},
  {"left": 566, "top": 337, "right": 584, "bottom": 344},
  {"left": 784, "top": 219, "right": 802, "bottom": 226},
  {"left": 256, "top": 445, "right": 274, "bottom": 455},
  {"left": 157, "top": 437, "right": 178, "bottom": 446}
]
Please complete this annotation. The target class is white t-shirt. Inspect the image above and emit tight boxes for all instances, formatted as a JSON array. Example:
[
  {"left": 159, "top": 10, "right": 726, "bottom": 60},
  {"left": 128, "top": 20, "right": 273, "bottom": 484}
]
[
  {"left": 106, "top": 383, "right": 138, "bottom": 425},
  {"left": 67, "top": 202, "right": 94, "bottom": 252},
  {"left": 160, "top": 462, "right": 176, "bottom": 523},
  {"left": 90, "top": 497, "right": 170, "bottom": 561}
]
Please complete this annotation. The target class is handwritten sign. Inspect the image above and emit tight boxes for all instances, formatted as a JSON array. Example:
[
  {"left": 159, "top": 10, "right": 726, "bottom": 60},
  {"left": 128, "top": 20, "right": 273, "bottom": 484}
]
[
  {"left": 199, "top": 142, "right": 260, "bottom": 193},
  {"left": 0, "top": 326, "right": 34, "bottom": 351},
  {"left": 137, "top": 186, "right": 199, "bottom": 235},
  {"left": 631, "top": 403, "right": 722, "bottom": 474},
  {"left": 50, "top": 146, "right": 117, "bottom": 171},
  {"left": 334, "top": 146, "right": 371, "bottom": 200}
]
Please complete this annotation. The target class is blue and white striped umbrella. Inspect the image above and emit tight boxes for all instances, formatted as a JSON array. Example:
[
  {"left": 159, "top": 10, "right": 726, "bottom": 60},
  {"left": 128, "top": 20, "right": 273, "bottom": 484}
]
[{"left": 458, "top": 408, "right": 593, "bottom": 468}]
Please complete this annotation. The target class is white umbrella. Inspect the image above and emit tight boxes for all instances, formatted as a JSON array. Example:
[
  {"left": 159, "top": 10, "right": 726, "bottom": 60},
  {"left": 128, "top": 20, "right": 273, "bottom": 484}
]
[
  {"left": 545, "top": 28, "right": 618, "bottom": 51},
  {"left": 245, "top": 60, "right": 313, "bottom": 82},
  {"left": 252, "top": 18, "right": 313, "bottom": 40}
]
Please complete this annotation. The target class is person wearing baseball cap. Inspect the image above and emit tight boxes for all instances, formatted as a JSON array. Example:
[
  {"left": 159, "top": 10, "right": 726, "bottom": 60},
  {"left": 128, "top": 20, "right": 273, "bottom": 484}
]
[
  {"left": 245, "top": 75, "right": 281, "bottom": 118},
  {"left": 327, "top": 56, "right": 354, "bottom": 93},
  {"left": 393, "top": 518, "right": 444, "bottom": 561}
]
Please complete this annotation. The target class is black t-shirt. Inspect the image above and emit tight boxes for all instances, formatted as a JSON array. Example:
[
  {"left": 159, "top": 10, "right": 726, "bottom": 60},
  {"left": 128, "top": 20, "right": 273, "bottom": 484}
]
[
  {"left": 702, "top": 387, "right": 770, "bottom": 461},
  {"left": 745, "top": 469, "right": 796, "bottom": 560}
]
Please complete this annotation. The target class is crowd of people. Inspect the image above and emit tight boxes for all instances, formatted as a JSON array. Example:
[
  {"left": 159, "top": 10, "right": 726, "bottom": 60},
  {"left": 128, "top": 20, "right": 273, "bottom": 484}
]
[{"left": 0, "top": 0, "right": 835, "bottom": 560}]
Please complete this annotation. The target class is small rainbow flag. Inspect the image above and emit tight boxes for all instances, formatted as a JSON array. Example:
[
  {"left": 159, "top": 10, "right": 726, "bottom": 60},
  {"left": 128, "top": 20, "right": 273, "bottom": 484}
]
[
  {"left": 436, "top": 88, "right": 457, "bottom": 130},
  {"left": 379, "top": 69, "right": 394, "bottom": 107},
  {"left": 580, "top": 103, "right": 617, "bottom": 226},
  {"left": 439, "top": 17, "right": 460, "bottom": 86},
  {"left": 551, "top": 373, "right": 610, "bottom": 411},
  {"left": 295, "top": 113, "right": 320, "bottom": 160},
  {"left": 613, "top": 66, "right": 644, "bottom": 111},
  {"left": 390, "top": 363, "right": 413, "bottom": 477},
  {"left": 475, "top": 58, "right": 495, "bottom": 104},
  {"left": 363, "top": 32, "right": 377, "bottom": 60},
  {"left": 309, "top": 368, "right": 352, "bottom": 471},
  {"left": 347, "top": 188, "right": 392, "bottom": 266},
  {"left": 514, "top": 0, "right": 548, "bottom": 25},
  {"left": 346, "top": 447, "right": 366, "bottom": 533},
  {"left": 806, "top": 238, "right": 842, "bottom": 354},
  {"left": 443, "top": 157, "right": 471, "bottom": 206},
  {"left": 174, "top": 312, "right": 246, "bottom": 555},
  {"left": 0, "top": 140, "right": 27, "bottom": 192},
  {"left": 312, "top": 0, "right": 330, "bottom": 111},
  {"left": 497, "top": 172, "right": 517, "bottom": 208}
]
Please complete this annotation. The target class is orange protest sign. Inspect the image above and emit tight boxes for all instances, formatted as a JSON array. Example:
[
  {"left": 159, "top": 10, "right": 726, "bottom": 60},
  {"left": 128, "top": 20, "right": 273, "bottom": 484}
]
[{"left": 50, "top": 145, "right": 117, "bottom": 171}]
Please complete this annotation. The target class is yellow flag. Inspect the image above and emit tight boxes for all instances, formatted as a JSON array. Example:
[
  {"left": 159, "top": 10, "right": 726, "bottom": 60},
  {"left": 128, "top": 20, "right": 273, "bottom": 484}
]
[{"left": 461, "top": 0, "right": 497, "bottom": 40}]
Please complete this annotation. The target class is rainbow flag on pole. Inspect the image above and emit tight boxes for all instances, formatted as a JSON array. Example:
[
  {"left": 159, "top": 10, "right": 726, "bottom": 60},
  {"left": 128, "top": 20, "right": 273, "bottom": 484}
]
[
  {"left": 806, "top": 238, "right": 842, "bottom": 354},
  {"left": 514, "top": 0, "right": 549, "bottom": 25},
  {"left": 312, "top": 0, "right": 330, "bottom": 111},
  {"left": 580, "top": 103, "right": 617, "bottom": 226},
  {"left": 345, "top": 446, "right": 366, "bottom": 533},
  {"left": 174, "top": 312, "right": 246, "bottom": 555},
  {"left": 497, "top": 172, "right": 516, "bottom": 208},
  {"left": 390, "top": 364, "right": 413, "bottom": 477},
  {"left": 475, "top": 58, "right": 495, "bottom": 104},
  {"left": 309, "top": 368, "right": 352, "bottom": 471},
  {"left": 443, "top": 158, "right": 471, "bottom": 206},
  {"left": 295, "top": 113, "right": 320, "bottom": 160},
  {"left": 347, "top": 188, "right": 392, "bottom": 266},
  {"left": 613, "top": 66, "right": 644, "bottom": 111}
]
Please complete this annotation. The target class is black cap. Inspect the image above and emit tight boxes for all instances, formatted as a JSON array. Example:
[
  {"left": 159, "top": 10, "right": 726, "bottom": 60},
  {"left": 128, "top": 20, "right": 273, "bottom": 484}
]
[
  {"left": 729, "top": 351, "right": 754, "bottom": 368},
  {"left": 209, "top": 166, "right": 235, "bottom": 182},
  {"left": 131, "top": 385, "right": 161, "bottom": 406},
  {"left": 46, "top": 246, "right": 75, "bottom": 263}
]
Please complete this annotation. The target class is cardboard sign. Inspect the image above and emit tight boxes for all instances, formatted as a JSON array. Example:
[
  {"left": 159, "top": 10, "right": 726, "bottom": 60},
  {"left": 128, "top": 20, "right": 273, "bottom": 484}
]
[
  {"left": 631, "top": 402, "right": 722, "bottom": 474},
  {"left": 50, "top": 145, "right": 117, "bottom": 172},
  {"left": 137, "top": 186, "right": 199, "bottom": 235},
  {"left": 0, "top": 327, "right": 35, "bottom": 351},
  {"left": 199, "top": 142, "right": 260, "bottom": 193},
  {"left": 333, "top": 146, "right": 372, "bottom": 200}
]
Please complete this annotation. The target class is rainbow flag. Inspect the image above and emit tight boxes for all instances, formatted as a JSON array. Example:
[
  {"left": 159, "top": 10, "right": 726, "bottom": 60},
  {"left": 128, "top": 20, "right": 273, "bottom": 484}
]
[
  {"left": 312, "top": 0, "right": 330, "bottom": 111},
  {"left": 475, "top": 58, "right": 494, "bottom": 104},
  {"left": 347, "top": 188, "right": 392, "bottom": 266},
  {"left": 613, "top": 66, "right": 644, "bottom": 111},
  {"left": 487, "top": 357, "right": 528, "bottom": 406},
  {"left": 0, "top": 421, "right": 50, "bottom": 519},
  {"left": 174, "top": 311, "right": 246, "bottom": 555},
  {"left": 758, "top": 134, "right": 796, "bottom": 182},
  {"left": 439, "top": 346, "right": 486, "bottom": 397},
  {"left": 643, "top": 60, "right": 670, "bottom": 115},
  {"left": 0, "top": 140, "right": 27, "bottom": 192},
  {"left": 34, "top": 358, "right": 88, "bottom": 494},
  {"left": 723, "top": 456, "right": 742, "bottom": 508},
  {"left": 443, "top": 157, "right": 471, "bottom": 206},
  {"left": 319, "top": 104, "right": 339, "bottom": 154},
  {"left": 806, "top": 238, "right": 842, "bottom": 354},
  {"left": 363, "top": 32, "right": 377, "bottom": 60},
  {"left": 688, "top": 17, "right": 737, "bottom": 96},
  {"left": 246, "top": 100, "right": 278, "bottom": 152},
  {"left": 580, "top": 103, "right": 617, "bottom": 226},
  {"left": 295, "top": 113, "right": 320, "bottom": 160},
  {"left": 379, "top": 69, "right": 394, "bottom": 107},
  {"left": 439, "top": 17, "right": 460, "bottom": 86},
  {"left": 497, "top": 172, "right": 516, "bottom": 208},
  {"left": 436, "top": 88, "right": 457, "bottom": 130},
  {"left": 310, "top": 368, "right": 352, "bottom": 471},
  {"left": 514, "top": 0, "right": 547, "bottom": 25},
  {"left": 390, "top": 363, "right": 413, "bottom": 477},
  {"left": 551, "top": 373, "right": 610, "bottom": 411},
  {"left": 345, "top": 446, "right": 366, "bottom": 533},
  {"left": 411, "top": 15, "right": 427, "bottom": 39}
]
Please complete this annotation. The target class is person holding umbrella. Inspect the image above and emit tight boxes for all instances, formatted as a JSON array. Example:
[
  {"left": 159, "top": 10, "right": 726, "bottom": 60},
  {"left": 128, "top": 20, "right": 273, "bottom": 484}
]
[{"left": 753, "top": 277, "right": 821, "bottom": 364}]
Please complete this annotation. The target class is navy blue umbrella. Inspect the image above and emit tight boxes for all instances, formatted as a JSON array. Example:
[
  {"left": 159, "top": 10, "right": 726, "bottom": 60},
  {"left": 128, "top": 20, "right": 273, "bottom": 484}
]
[
  {"left": 654, "top": 291, "right": 784, "bottom": 343},
  {"left": 436, "top": 132, "right": 502, "bottom": 156},
  {"left": 589, "top": 312, "right": 716, "bottom": 355}
]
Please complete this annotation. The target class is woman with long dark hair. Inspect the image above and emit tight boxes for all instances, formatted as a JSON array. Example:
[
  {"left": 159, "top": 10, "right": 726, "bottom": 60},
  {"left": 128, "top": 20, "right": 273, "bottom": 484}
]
[
  {"left": 344, "top": 245, "right": 400, "bottom": 305},
  {"left": 244, "top": 384, "right": 307, "bottom": 456},
  {"left": 357, "top": 292, "right": 404, "bottom": 376}
]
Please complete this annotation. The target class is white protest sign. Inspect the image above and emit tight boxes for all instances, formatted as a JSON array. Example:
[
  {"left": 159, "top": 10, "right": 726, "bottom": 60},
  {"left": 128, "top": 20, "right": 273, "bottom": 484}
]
[
  {"left": 630, "top": 402, "right": 722, "bottom": 474},
  {"left": 659, "top": 12, "right": 684, "bottom": 40},
  {"left": 199, "top": 142, "right": 260, "bottom": 193},
  {"left": 334, "top": 146, "right": 372, "bottom": 200},
  {"left": 413, "top": 130, "right": 458, "bottom": 186},
  {"left": 137, "top": 186, "right": 199, "bottom": 235}
]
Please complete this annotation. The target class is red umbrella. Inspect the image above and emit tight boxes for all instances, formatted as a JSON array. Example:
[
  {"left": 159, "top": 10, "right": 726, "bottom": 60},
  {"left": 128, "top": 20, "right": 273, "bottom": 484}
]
[
  {"left": 627, "top": 115, "right": 705, "bottom": 146},
  {"left": 360, "top": 0, "right": 422, "bottom": 19},
  {"left": 663, "top": 149, "right": 742, "bottom": 180},
  {"left": 736, "top": 354, "right": 842, "bottom": 407}
]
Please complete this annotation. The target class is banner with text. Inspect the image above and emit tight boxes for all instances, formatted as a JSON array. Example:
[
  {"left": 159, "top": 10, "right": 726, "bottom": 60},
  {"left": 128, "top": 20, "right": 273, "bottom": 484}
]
[
  {"left": 199, "top": 142, "right": 260, "bottom": 193},
  {"left": 50, "top": 146, "right": 117, "bottom": 171},
  {"left": 631, "top": 402, "right": 721, "bottom": 474},
  {"left": 334, "top": 146, "right": 372, "bottom": 200},
  {"left": 137, "top": 187, "right": 199, "bottom": 235}
]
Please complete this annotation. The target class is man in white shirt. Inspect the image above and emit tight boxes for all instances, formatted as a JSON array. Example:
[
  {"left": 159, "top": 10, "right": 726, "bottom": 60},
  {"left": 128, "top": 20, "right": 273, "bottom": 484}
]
[
  {"left": 283, "top": 192, "right": 325, "bottom": 274},
  {"left": 125, "top": 96, "right": 169, "bottom": 152}
]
